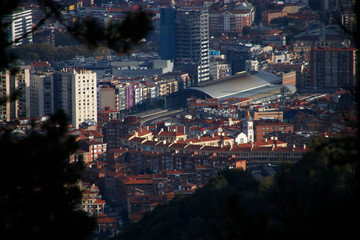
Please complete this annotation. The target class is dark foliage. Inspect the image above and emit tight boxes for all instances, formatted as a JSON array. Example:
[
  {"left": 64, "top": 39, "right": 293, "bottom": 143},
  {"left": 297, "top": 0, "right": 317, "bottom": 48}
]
[
  {"left": 117, "top": 135, "right": 359, "bottom": 240},
  {"left": 10, "top": 43, "right": 95, "bottom": 62},
  {"left": 66, "top": 10, "right": 152, "bottom": 53},
  {"left": 0, "top": 111, "right": 96, "bottom": 240},
  {"left": 0, "top": 0, "right": 153, "bottom": 69},
  {"left": 117, "top": 169, "right": 268, "bottom": 240},
  {"left": 267, "top": 136, "right": 359, "bottom": 240}
]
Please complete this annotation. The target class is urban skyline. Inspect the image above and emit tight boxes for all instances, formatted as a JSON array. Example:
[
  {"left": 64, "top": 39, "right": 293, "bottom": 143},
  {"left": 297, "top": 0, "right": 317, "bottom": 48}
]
[{"left": 0, "top": 0, "right": 358, "bottom": 237}]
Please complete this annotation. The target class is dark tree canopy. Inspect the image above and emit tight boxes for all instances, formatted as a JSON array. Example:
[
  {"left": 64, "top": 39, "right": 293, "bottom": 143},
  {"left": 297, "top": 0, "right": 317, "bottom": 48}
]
[
  {"left": 0, "top": 111, "right": 97, "bottom": 239},
  {"left": 0, "top": 0, "right": 153, "bottom": 69},
  {"left": 116, "top": 135, "right": 360, "bottom": 240},
  {"left": 0, "top": 1, "right": 153, "bottom": 239}
]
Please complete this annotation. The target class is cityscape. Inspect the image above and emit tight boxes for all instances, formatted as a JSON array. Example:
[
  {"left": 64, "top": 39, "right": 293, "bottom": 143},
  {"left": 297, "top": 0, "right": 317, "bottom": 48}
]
[{"left": 0, "top": 0, "right": 358, "bottom": 239}]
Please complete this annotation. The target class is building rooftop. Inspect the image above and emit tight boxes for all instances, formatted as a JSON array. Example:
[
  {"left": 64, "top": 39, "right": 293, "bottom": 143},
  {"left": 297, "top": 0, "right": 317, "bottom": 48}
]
[{"left": 186, "top": 71, "right": 281, "bottom": 100}]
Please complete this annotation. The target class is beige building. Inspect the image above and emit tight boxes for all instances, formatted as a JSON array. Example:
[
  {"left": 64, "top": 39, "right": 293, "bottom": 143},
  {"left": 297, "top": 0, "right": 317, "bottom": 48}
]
[
  {"left": 209, "top": 60, "right": 231, "bottom": 80},
  {"left": 0, "top": 67, "right": 30, "bottom": 121},
  {"left": 30, "top": 71, "right": 54, "bottom": 118},
  {"left": 253, "top": 108, "right": 283, "bottom": 121},
  {"left": 98, "top": 86, "right": 115, "bottom": 111},
  {"left": 70, "top": 69, "right": 97, "bottom": 128}
]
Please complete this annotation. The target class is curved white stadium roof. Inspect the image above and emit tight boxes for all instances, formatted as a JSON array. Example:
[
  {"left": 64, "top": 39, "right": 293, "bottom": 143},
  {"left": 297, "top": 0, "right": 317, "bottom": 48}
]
[{"left": 188, "top": 71, "right": 281, "bottom": 100}]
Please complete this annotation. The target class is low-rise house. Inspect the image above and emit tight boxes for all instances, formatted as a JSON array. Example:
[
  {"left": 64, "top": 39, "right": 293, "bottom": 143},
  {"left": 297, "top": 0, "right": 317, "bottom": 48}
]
[{"left": 96, "top": 214, "right": 117, "bottom": 232}]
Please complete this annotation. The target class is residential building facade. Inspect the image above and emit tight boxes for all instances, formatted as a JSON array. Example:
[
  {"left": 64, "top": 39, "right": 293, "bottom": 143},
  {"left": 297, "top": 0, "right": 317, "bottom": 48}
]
[
  {"left": 4, "top": 9, "right": 33, "bottom": 46},
  {"left": 0, "top": 67, "right": 30, "bottom": 121},
  {"left": 310, "top": 47, "right": 357, "bottom": 89}
]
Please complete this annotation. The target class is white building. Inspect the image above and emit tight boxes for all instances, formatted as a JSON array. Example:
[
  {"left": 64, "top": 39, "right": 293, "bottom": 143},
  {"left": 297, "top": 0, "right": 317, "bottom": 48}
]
[
  {"left": 4, "top": 9, "right": 33, "bottom": 46},
  {"left": 72, "top": 69, "right": 97, "bottom": 129},
  {"left": 242, "top": 109, "right": 254, "bottom": 142},
  {"left": 235, "top": 132, "right": 248, "bottom": 144}
]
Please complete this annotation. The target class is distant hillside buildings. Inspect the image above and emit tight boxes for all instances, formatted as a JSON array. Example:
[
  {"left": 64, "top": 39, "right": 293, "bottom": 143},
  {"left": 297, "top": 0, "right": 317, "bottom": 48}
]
[{"left": 208, "top": 2, "right": 255, "bottom": 35}]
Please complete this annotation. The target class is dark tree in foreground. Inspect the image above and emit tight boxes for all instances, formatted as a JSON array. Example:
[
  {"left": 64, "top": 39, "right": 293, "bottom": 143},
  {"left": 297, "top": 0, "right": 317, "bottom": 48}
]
[
  {"left": 116, "top": 135, "right": 359, "bottom": 240},
  {"left": 0, "top": 0, "right": 152, "bottom": 69},
  {"left": 0, "top": 111, "right": 96, "bottom": 239},
  {"left": 0, "top": 1, "right": 152, "bottom": 239}
]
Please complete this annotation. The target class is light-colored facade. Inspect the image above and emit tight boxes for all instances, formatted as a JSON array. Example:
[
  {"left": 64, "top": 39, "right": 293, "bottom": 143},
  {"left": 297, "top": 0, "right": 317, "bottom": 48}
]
[
  {"left": 114, "top": 83, "right": 127, "bottom": 111},
  {"left": 243, "top": 110, "right": 254, "bottom": 142},
  {"left": 98, "top": 86, "right": 115, "bottom": 111},
  {"left": 72, "top": 69, "right": 97, "bottom": 129},
  {"left": 4, "top": 9, "right": 33, "bottom": 46},
  {"left": 0, "top": 67, "right": 30, "bottom": 121},
  {"left": 209, "top": 9, "right": 253, "bottom": 35},
  {"left": 209, "top": 60, "right": 231, "bottom": 80}
]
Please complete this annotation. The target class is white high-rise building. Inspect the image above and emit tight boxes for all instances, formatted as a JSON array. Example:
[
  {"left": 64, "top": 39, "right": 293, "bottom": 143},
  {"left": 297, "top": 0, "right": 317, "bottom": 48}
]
[
  {"left": 4, "top": 9, "right": 33, "bottom": 46},
  {"left": 54, "top": 68, "right": 97, "bottom": 129},
  {"left": 72, "top": 69, "right": 97, "bottom": 129}
]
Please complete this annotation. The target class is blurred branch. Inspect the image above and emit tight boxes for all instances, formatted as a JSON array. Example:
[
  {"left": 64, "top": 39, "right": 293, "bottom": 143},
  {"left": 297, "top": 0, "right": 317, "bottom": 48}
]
[{"left": 0, "top": 0, "right": 153, "bottom": 69}]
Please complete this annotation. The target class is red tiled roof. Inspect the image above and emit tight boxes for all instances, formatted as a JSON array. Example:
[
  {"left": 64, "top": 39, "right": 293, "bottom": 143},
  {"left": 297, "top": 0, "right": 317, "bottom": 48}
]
[
  {"left": 130, "top": 137, "right": 147, "bottom": 143},
  {"left": 96, "top": 215, "right": 116, "bottom": 224},
  {"left": 185, "top": 138, "right": 201, "bottom": 143},
  {"left": 185, "top": 144, "right": 203, "bottom": 149}
]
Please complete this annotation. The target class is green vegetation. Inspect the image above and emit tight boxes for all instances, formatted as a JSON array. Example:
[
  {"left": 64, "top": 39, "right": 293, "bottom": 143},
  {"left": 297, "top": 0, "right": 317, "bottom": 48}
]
[
  {"left": 117, "top": 135, "right": 359, "bottom": 240},
  {"left": 10, "top": 43, "right": 96, "bottom": 62}
]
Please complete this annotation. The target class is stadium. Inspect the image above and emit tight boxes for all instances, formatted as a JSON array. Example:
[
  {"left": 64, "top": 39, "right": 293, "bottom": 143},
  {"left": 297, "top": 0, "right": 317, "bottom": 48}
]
[{"left": 167, "top": 71, "right": 296, "bottom": 107}]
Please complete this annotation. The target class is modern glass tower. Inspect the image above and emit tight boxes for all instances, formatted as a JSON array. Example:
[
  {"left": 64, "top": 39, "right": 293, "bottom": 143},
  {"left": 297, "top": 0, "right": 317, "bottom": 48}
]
[
  {"left": 160, "top": 7, "right": 176, "bottom": 61},
  {"left": 160, "top": 7, "right": 210, "bottom": 84}
]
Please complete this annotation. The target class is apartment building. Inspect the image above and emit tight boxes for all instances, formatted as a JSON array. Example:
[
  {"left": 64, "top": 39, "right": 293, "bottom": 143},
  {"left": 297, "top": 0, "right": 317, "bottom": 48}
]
[
  {"left": 254, "top": 121, "right": 294, "bottom": 141},
  {"left": 310, "top": 47, "right": 357, "bottom": 89},
  {"left": 0, "top": 67, "right": 30, "bottom": 121},
  {"left": 261, "top": 9, "right": 288, "bottom": 25},
  {"left": 98, "top": 86, "right": 115, "bottom": 111},
  {"left": 29, "top": 72, "right": 54, "bottom": 118},
  {"left": 4, "top": 9, "right": 33, "bottom": 46},
  {"left": 78, "top": 140, "right": 107, "bottom": 163},
  {"left": 54, "top": 68, "right": 97, "bottom": 129},
  {"left": 72, "top": 69, "right": 97, "bottom": 129},
  {"left": 97, "top": 107, "right": 121, "bottom": 127},
  {"left": 209, "top": 9, "right": 253, "bottom": 35},
  {"left": 80, "top": 183, "right": 105, "bottom": 216}
]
